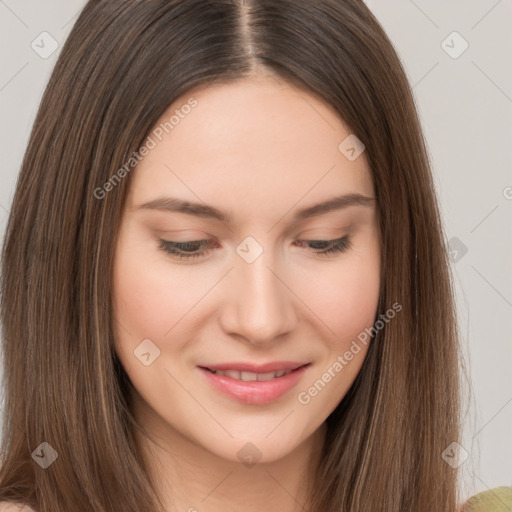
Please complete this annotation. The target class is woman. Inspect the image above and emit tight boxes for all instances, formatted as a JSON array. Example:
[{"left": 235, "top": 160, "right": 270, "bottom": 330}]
[{"left": 1, "top": 1, "right": 509, "bottom": 511}]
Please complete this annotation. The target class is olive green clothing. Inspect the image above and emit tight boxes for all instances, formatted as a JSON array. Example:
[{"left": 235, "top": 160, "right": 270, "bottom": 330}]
[{"left": 463, "top": 487, "right": 512, "bottom": 512}]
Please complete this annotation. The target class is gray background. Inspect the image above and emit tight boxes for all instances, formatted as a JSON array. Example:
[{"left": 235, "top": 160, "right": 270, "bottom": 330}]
[{"left": 0, "top": 0, "right": 511, "bottom": 503}]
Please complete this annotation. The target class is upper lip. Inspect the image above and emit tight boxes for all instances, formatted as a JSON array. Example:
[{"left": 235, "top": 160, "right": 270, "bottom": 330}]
[{"left": 200, "top": 361, "right": 310, "bottom": 373}]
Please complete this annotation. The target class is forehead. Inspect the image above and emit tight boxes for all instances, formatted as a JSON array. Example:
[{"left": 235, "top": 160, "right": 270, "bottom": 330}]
[{"left": 128, "top": 76, "right": 373, "bottom": 220}]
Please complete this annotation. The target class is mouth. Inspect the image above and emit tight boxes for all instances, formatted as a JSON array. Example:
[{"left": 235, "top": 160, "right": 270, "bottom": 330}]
[
  {"left": 201, "top": 367, "right": 299, "bottom": 381},
  {"left": 197, "top": 362, "right": 311, "bottom": 405}
]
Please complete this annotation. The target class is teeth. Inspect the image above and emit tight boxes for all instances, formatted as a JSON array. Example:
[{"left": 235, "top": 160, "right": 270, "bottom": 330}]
[
  {"left": 258, "top": 372, "right": 277, "bottom": 381},
  {"left": 212, "top": 369, "right": 293, "bottom": 381},
  {"left": 224, "top": 370, "right": 241, "bottom": 380}
]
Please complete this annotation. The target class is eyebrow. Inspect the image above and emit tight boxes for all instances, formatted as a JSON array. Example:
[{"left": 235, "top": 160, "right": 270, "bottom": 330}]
[{"left": 135, "top": 193, "right": 375, "bottom": 224}]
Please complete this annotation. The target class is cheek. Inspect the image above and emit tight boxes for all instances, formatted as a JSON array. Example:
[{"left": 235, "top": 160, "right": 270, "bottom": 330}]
[
  {"left": 115, "top": 265, "right": 184, "bottom": 335},
  {"left": 334, "top": 269, "right": 379, "bottom": 339},
  {"left": 301, "top": 248, "right": 380, "bottom": 348},
  {"left": 112, "top": 237, "right": 209, "bottom": 357},
  {"left": 294, "top": 251, "right": 380, "bottom": 415}
]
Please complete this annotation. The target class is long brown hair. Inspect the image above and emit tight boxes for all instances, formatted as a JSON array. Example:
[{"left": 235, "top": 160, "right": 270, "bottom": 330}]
[{"left": 0, "top": 1, "right": 463, "bottom": 510}]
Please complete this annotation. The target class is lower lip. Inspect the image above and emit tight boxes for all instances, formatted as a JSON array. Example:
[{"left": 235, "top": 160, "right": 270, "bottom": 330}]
[{"left": 198, "top": 365, "right": 309, "bottom": 405}]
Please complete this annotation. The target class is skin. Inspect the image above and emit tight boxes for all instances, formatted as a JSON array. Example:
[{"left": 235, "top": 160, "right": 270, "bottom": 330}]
[{"left": 112, "top": 74, "right": 381, "bottom": 512}]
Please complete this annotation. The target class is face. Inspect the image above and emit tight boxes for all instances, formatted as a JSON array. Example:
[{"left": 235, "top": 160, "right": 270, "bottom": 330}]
[{"left": 112, "top": 75, "right": 380, "bottom": 464}]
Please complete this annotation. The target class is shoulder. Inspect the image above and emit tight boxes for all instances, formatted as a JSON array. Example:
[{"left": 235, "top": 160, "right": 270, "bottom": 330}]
[
  {"left": 0, "top": 503, "right": 36, "bottom": 512},
  {"left": 461, "top": 486, "right": 512, "bottom": 511}
]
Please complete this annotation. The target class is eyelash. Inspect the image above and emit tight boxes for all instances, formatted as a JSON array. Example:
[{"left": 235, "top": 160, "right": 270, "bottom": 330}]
[{"left": 158, "top": 236, "right": 351, "bottom": 260}]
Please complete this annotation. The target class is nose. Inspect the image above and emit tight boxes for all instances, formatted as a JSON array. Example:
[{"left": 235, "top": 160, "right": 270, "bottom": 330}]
[{"left": 218, "top": 248, "right": 298, "bottom": 347}]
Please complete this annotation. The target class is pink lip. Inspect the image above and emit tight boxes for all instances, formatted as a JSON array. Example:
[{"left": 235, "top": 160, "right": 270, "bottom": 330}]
[
  {"left": 198, "top": 363, "right": 310, "bottom": 405},
  {"left": 201, "top": 361, "right": 308, "bottom": 373}
]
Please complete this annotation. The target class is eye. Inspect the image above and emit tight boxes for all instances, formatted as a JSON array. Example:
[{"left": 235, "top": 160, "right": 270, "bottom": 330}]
[
  {"left": 294, "top": 236, "right": 351, "bottom": 256},
  {"left": 158, "top": 239, "right": 216, "bottom": 259},
  {"left": 158, "top": 236, "right": 351, "bottom": 260}
]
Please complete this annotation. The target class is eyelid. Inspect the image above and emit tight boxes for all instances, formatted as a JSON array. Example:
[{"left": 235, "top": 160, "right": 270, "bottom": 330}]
[
  {"left": 155, "top": 228, "right": 211, "bottom": 238},
  {"left": 157, "top": 234, "right": 351, "bottom": 260},
  {"left": 297, "top": 225, "right": 351, "bottom": 237}
]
